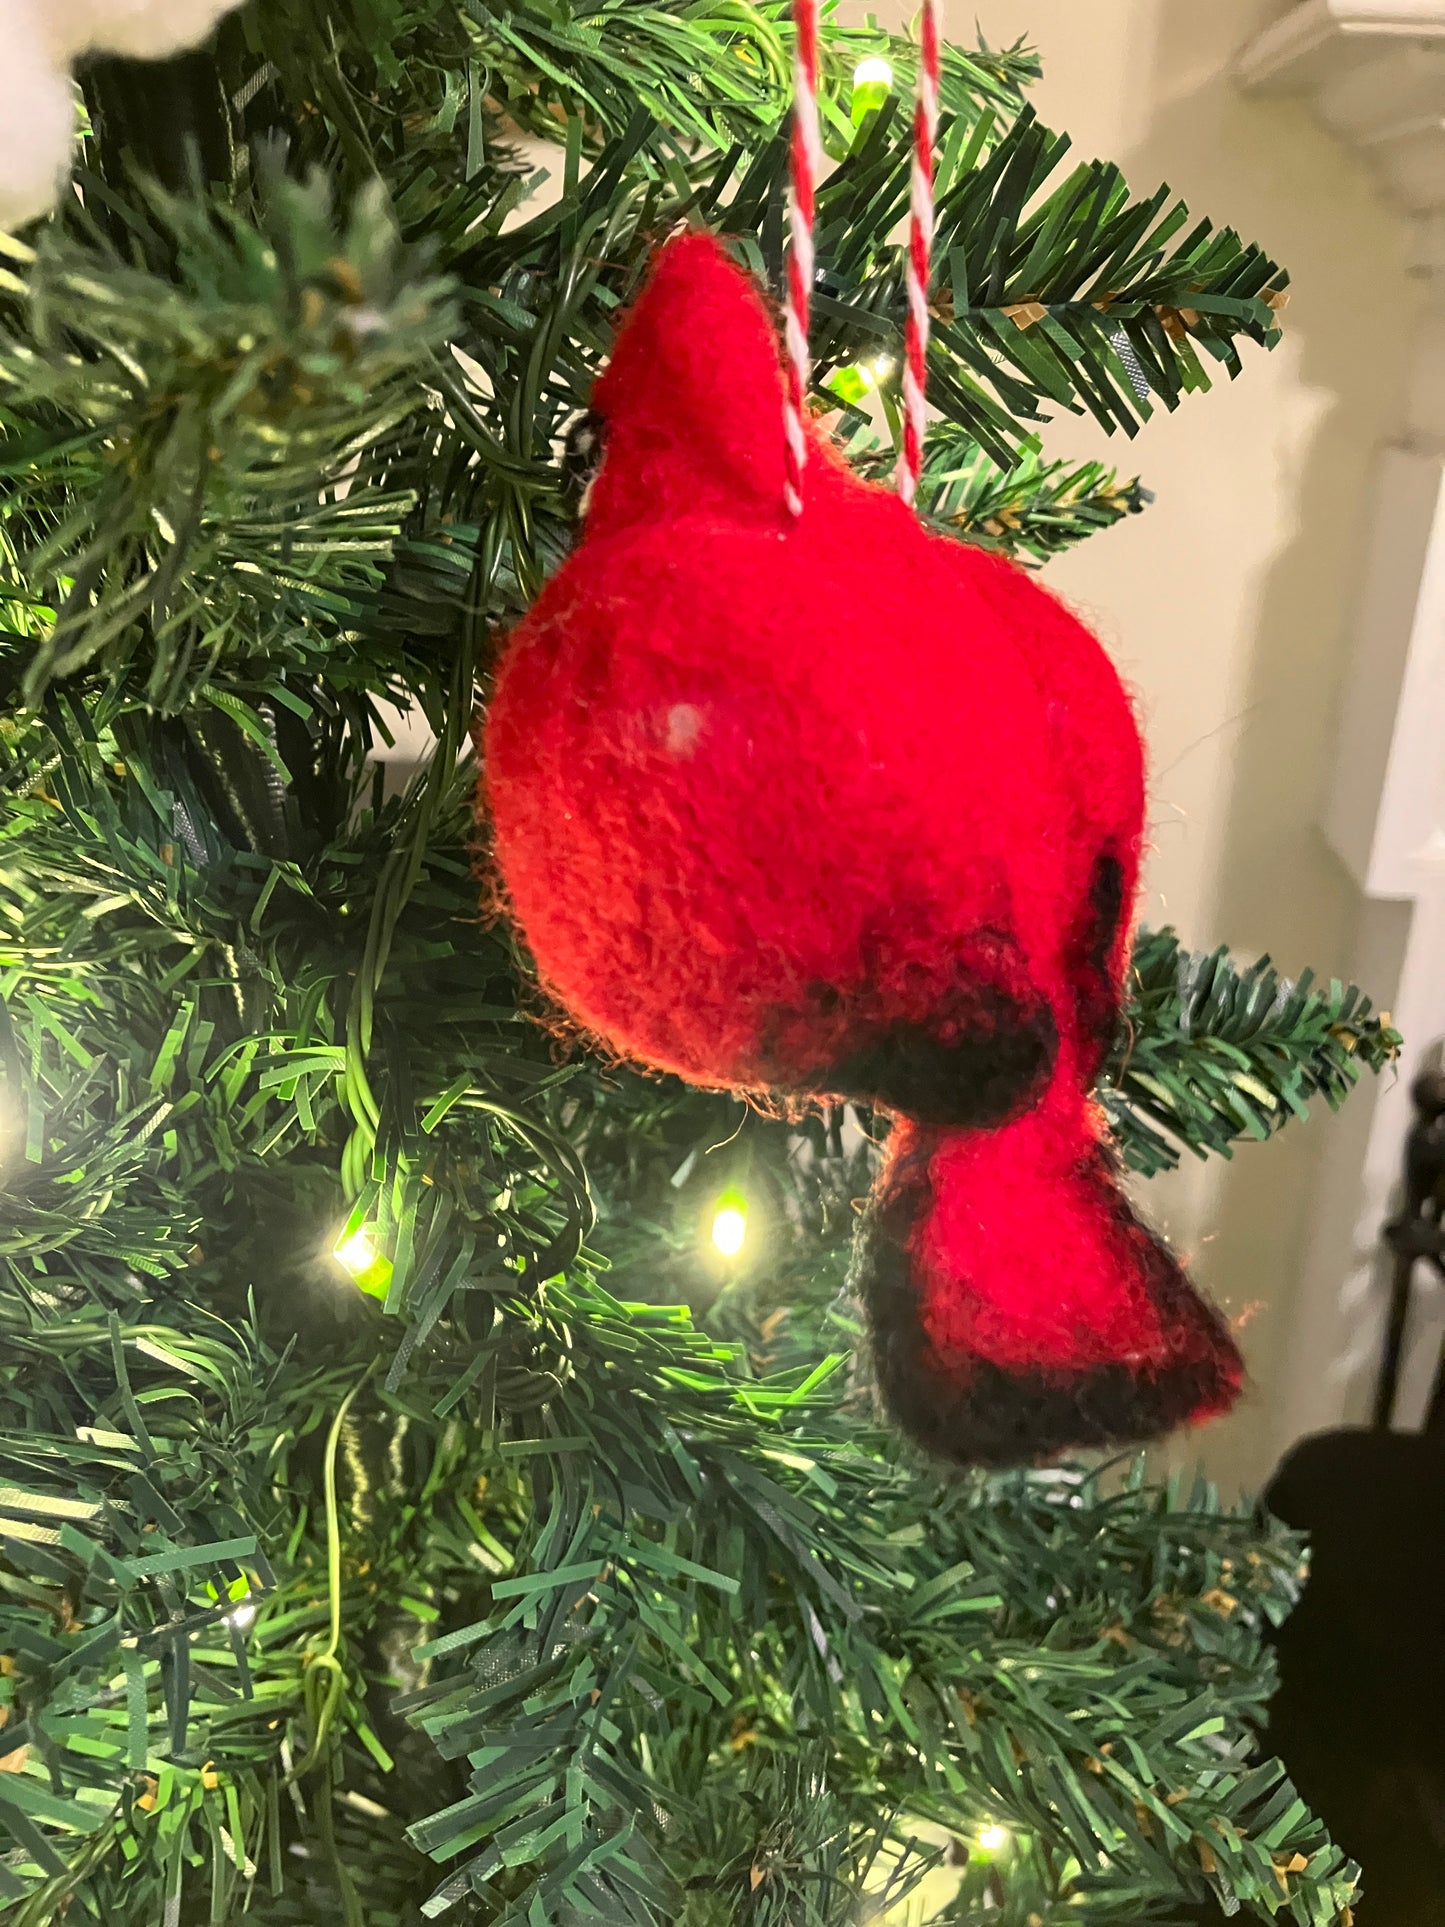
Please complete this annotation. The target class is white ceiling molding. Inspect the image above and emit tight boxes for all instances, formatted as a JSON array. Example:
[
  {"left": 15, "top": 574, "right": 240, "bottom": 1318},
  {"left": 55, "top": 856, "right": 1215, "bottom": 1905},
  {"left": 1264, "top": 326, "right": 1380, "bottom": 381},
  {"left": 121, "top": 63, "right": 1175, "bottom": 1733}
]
[{"left": 1240, "top": 0, "right": 1445, "bottom": 211}]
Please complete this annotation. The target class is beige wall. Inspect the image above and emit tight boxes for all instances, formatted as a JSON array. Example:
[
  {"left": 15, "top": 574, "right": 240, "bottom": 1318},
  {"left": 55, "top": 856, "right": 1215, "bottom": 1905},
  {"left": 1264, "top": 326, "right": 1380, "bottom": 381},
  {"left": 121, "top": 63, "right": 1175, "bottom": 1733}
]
[{"left": 850, "top": 0, "right": 1421, "bottom": 1490}]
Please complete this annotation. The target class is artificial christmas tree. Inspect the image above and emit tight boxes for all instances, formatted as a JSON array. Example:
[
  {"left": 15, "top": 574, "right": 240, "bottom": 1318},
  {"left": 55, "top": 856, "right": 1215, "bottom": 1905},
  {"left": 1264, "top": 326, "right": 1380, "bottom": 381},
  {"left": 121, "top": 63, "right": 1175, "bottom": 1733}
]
[{"left": 0, "top": 5, "right": 1399, "bottom": 1924}]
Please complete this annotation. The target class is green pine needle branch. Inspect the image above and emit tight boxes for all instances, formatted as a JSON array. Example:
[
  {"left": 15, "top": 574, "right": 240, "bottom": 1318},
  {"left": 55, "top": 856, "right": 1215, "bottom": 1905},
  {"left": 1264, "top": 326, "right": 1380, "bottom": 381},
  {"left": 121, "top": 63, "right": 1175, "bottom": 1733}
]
[
  {"left": 1107, "top": 927, "right": 1402, "bottom": 1178},
  {"left": 839, "top": 420, "right": 1151, "bottom": 563}
]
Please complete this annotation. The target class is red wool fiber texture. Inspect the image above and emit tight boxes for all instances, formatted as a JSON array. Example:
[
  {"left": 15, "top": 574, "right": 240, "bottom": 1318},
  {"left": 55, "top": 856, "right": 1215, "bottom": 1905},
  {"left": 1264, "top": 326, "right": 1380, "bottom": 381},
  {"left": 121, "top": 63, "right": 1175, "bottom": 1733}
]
[{"left": 482, "top": 231, "right": 1243, "bottom": 1466}]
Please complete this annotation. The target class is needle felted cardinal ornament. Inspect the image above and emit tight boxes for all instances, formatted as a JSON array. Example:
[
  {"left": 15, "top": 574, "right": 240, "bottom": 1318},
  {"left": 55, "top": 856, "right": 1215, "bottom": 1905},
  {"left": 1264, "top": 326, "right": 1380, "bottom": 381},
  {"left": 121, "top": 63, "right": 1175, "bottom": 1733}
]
[{"left": 484, "top": 231, "right": 1243, "bottom": 1466}]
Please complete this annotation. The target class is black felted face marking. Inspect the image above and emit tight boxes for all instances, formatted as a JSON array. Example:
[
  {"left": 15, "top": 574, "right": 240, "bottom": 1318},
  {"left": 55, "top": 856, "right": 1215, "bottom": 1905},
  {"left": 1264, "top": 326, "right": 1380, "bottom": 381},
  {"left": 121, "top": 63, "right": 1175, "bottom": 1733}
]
[
  {"left": 850, "top": 1137, "right": 1243, "bottom": 1469},
  {"left": 1066, "top": 849, "right": 1128, "bottom": 1080},
  {"left": 755, "top": 912, "right": 1059, "bottom": 1127},
  {"left": 563, "top": 410, "right": 607, "bottom": 511},
  {"left": 800, "top": 997, "right": 1057, "bottom": 1128},
  {"left": 1086, "top": 852, "right": 1125, "bottom": 974}
]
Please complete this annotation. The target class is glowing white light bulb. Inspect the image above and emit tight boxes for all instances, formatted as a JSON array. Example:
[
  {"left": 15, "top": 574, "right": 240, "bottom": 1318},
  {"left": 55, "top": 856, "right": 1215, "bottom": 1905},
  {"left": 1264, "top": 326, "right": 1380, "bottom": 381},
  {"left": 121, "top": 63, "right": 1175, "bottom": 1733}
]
[
  {"left": 711, "top": 1205, "right": 747, "bottom": 1258},
  {"left": 333, "top": 1228, "right": 379, "bottom": 1278},
  {"left": 870, "top": 353, "right": 895, "bottom": 380},
  {"left": 223, "top": 1602, "right": 258, "bottom": 1632},
  {"left": 853, "top": 56, "right": 894, "bottom": 89},
  {"left": 976, "top": 1824, "right": 1009, "bottom": 1854}
]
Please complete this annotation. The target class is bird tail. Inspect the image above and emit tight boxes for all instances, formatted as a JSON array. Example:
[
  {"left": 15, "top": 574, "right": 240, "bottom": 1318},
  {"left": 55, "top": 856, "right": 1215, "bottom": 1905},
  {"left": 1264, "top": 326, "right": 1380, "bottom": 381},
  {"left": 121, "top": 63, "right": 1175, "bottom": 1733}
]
[{"left": 854, "top": 1091, "right": 1242, "bottom": 1467}]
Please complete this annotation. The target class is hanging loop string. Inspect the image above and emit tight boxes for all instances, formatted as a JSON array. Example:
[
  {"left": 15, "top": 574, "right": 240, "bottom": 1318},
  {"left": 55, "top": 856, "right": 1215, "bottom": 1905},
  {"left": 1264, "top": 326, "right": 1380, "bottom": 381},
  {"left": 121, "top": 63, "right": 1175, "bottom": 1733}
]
[
  {"left": 784, "top": 0, "right": 823, "bottom": 518},
  {"left": 897, "top": 0, "right": 941, "bottom": 507},
  {"left": 784, "top": 1, "right": 942, "bottom": 517}
]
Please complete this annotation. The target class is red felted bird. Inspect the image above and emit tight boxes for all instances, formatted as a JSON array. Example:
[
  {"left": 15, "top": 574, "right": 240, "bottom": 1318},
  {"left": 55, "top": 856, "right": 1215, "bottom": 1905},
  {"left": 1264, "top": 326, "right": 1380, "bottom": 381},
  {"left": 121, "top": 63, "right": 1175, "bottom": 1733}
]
[{"left": 483, "top": 231, "right": 1243, "bottom": 1466}]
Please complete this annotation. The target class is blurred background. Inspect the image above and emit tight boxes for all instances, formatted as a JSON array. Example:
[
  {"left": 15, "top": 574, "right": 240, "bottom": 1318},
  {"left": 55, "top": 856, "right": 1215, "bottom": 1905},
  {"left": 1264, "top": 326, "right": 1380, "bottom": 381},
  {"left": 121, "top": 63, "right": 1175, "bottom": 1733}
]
[
  {"left": 855, "top": 0, "right": 1436, "bottom": 1500},
  {"left": 849, "top": 8, "right": 1445, "bottom": 1918}
]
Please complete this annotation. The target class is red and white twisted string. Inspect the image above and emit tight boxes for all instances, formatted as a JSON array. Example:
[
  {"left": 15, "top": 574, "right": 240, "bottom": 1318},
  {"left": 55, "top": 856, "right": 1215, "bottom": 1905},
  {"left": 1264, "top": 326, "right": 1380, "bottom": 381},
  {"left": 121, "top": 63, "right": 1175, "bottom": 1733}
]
[
  {"left": 783, "top": 0, "right": 942, "bottom": 518},
  {"left": 784, "top": 0, "right": 824, "bottom": 517},
  {"left": 897, "top": 0, "right": 941, "bottom": 507}
]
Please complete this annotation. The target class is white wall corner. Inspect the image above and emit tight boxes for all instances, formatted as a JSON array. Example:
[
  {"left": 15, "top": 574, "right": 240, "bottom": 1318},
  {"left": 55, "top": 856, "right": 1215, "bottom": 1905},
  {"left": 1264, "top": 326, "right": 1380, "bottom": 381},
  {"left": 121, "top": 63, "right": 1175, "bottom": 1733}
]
[
  {"left": 1277, "top": 447, "right": 1445, "bottom": 1452},
  {"left": 1324, "top": 449, "right": 1445, "bottom": 899},
  {"left": 1237, "top": 6, "right": 1445, "bottom": 1450}
]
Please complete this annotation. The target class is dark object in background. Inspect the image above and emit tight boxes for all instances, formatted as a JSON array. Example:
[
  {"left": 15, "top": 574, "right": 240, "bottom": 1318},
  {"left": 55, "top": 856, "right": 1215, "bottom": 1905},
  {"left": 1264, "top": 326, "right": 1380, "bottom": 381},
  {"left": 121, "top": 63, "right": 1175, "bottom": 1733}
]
[
  {"left": 1266, "top": 1427, "right": 1445, "bottom": 1923},
  {"left": 1185, "top": 1430, "right": 1445, "bottom": 1927},
  {"left": 1193, "top": 1070, "right": 1445, "bottom": 1925},
  {"left": 1375, "top": 1068, "right": 1445, "bottom": 1429}
]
